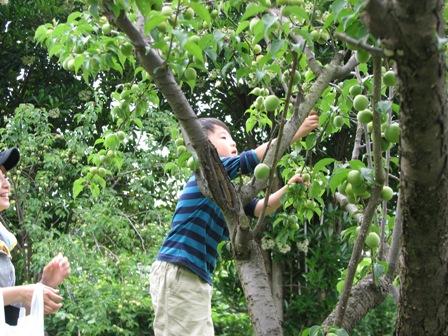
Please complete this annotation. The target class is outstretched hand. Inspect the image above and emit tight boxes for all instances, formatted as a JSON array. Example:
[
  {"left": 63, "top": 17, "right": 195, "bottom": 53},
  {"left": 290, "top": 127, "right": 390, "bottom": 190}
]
[
  {"left": 41, "top": 253, "right": 70, "bottom": 288},
  {"left": 294, "top": 112, "right": 320, "bottom": 139}
]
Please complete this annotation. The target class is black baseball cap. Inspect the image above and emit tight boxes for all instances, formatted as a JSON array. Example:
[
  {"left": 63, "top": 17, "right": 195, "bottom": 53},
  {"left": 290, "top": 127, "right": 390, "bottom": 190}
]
[{"left": 0, "top": 148, "right": 20, "bottom": 171}]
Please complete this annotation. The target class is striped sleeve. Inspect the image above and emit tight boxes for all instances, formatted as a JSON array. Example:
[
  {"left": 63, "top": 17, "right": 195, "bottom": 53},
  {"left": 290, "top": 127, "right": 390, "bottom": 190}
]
[
  {"left": 243, "top": 198, "right": 259, "bottom": 218},
  {"left": 221, "top": 150, "right": 259, "bottom": 179}
]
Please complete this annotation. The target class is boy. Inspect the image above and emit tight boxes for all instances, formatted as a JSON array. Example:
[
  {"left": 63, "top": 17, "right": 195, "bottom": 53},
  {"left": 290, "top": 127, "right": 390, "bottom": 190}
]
[{"left": 150, "top": 114, "right": 319, "bottom": 335}]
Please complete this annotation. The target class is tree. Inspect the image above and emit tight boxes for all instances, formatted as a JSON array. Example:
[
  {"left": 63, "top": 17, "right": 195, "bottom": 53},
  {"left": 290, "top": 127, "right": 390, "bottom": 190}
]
[{"left": 4, "top": 0, "right": 447, "bottom": 334}]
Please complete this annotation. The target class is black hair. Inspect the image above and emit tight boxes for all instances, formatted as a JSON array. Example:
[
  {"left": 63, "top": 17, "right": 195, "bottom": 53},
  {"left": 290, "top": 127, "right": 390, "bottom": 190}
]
[{"left": 198, "top": 118, "right": 231, "bottom": 134}]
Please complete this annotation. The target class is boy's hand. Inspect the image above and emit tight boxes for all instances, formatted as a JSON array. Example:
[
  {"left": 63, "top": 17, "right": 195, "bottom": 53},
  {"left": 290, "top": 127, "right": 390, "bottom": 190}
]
[
  {"left": 41, "top": 253, "right": 71, "bottom": 288},
  {"left": 287, "top": 174, "right": 304, "bottom": 186},
  {"left": 294, "top": 112, "right": 319, "bottom": 140}
]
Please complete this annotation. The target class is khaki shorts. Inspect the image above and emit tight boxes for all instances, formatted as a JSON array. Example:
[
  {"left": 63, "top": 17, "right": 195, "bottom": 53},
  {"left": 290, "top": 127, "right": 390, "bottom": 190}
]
[{"left": 149, "top": 261, "right": 214, "bottom": 336}]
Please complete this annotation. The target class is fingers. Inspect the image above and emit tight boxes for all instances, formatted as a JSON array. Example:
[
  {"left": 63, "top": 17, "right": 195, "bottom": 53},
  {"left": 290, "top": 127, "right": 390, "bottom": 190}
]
[{"left": 43, "top": 286, "right": 63, "bottom": 315}]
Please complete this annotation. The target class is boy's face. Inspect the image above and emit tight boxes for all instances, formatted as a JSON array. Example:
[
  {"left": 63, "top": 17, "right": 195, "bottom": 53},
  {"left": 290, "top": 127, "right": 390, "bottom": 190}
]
[{"left": 208, "top": 125, "right": 238, "bottom": 157}]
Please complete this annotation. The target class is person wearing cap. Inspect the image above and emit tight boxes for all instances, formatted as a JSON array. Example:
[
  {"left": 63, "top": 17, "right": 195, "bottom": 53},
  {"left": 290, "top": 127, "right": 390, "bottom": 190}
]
[{"left": 0, "top": 148, "right": 71, "bottom": 325}]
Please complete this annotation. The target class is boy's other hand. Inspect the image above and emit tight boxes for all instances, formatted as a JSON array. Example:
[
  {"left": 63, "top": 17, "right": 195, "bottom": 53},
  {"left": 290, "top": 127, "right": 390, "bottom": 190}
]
[{"left": 294, "top": 112, "right": 319, "bottom": 139}]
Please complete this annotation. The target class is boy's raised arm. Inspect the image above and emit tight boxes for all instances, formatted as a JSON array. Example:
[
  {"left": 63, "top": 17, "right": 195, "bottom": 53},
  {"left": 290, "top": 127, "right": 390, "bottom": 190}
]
[{"left": 254, "top": 113, "right": 319, "bottom": 161}]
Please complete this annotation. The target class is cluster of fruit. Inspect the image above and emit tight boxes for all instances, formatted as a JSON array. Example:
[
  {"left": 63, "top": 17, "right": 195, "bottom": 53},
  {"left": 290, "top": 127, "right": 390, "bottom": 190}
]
[
  {"left": 173, "top": 137, "right": 199, "bottom": 171},
  {"left": 251, "top": 88, "right": 282, "bottom": 112},
  {"left": 339, "top": 169, "right": 394, "bottom": 204}
]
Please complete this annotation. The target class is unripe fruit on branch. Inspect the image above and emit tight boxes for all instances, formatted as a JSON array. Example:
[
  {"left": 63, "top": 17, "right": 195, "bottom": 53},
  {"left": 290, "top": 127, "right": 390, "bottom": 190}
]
[
  {"left": 175, "top": 138, "right": 184, "bottom": 146},
  {"left": 187, "top": 156, "right": 199, "bottom": 171},
  {"left": 263, "top": 95, "right": 280, "bottom": 112},
  {"left": 333, "top": 116, "right": 344, "bottom": 128},
  {"left": 176, "top": 145, "right": 187, "bottom": 155},
  {"left": 347, "top": 170, "right": 362, "bottom": 186},
  {"left": 357, "top": 109, "right": 373, "bottom": 124},
  {"left": 383, "top": 70, "right": 396, "bottom": 87},
  {"left": 365, "top": 232, "right": 380, "bottom": 249},
  {"left": 301, "top": 173, "right": 310, "bottom": 183},
  {"left": 355, "top": 49, "right": 370, "bottom": 63},
  {"left": 254, "top": 163, "right": 270, "bottom": 180},
  {"left": 184, "top": 68, "right": 197, "bottom": 81},
  {"left": 353, "top": 95, "right": 369, "bottom": 111},
  {"left": 349, "top": 84, "right": 363, "bottom": 97},
  {"left": 381, "top": 186, "right": 394, "bottom": 201},
  {"left": 384, "top": 123, "right": 400, "bottom": 143}
]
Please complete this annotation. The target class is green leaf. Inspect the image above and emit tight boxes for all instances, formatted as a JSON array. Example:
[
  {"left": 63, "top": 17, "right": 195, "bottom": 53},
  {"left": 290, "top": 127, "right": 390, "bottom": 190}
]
[
  {"left": 184, "top": 41, "right": 204, "bottom": 63},
  {"left": 236, "top": 20, "right": 250, "bottom": 34},
  {"left": 283, "top": 6, "right": 308, "bottom": 20},
  {"left": 136, "top": 0, "right": 152, "bottom": 16},
  {"left": 330, "top": 168, "right": 349, "bottom": 193},
  {"left": 189, "top": 2, "right": 211, "bottom": 24},
  {"left": 313, "top": 158, "right": 335, "bottom": 173},
  {"left": 246, "top": 117, "right": 256, "bottom": 133},
  {"left": 67, "top": 11, "right": 82, "bottom": 23},
  {"left": 104, "top": 134, "right": 119, "bottom": 149},
  {"left": 144, "top": 12, "right": 166, "bottom": 33},
  {"left": 34, "top": 25, "right": 49, "bottom": 43},
  {"left": 72, "top": 177, "right": 85, "bottom": 199},
  {"left": 331, "top": 0, "right": 348, "bottom": 20},
  {"left": 74, "top": 54, "right": 84, "bottom": 73},
  {"left": 349, "top": 159, "right": 365, "bottom": 169},
  {"left": 89, "top": 182, "right": 100, "bottom": 198},
  {"left": 241, "top": 4, "right": 265, "bottom": 21}
]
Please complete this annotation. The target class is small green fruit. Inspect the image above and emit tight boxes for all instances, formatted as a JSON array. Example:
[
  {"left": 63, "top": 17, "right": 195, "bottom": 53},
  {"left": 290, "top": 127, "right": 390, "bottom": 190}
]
[
  {"left": 357, "top": 109, "right": 373, "bottom": 124},
  {"left": 184, "top": 68, "right": 197, "bottom": 81},
  {"left": 161, "top": 6, "right": 173, "bottom": 16},
  {"left": 310, "top": 30, "right": 320, "bottom": 41},
  {"left": 116, "top": 131, "right": 126, "bottom": 141},
  {"left": 249, "top": 17, "right": 260, "bottom": 32},
  {"left": 263, "top": 95, "right": 280, "bottom": 112},
  {"left": 187, "top": 156, "right": 199, "bottom": 171},
  {"left": 158, "top": 21, "right": 168, "bottom": 33},
  {"left": 384, "top": 123, "right": 400, "bottom": 143},
  {"left": 365, "top": 232, "right": 380, "bottom": 249},
  {"left": 66, "top": 58, "right": 75, "bottom": 71},
  {"left": 175, "top": 138, "right": 184, "bottom": 146},
  {"left": 383, "top": 70, "right": 396, "bottom": 87},
  {"left": 176, "top": 145, "right": 187, "bottom": 155},
  {"left": 184, "top": 7, "right": 194, "bottom": 20},
  {"left": 98, "top": 167, "right": 107, "bottom": 177},
  {"left": 381, "top": 186, "right": 394, "bottom": 201},
  {"left": 347, "top": 170, "right": 363, "bottom": 186},
  {"left": 349, "top": 84, "right": 363, "bottom": 97},
  {"left": 89, "top": 167, "right": 99, "bottom": 175},
  {"left": 101, "top": 23, "right": 112, "bottom": 35},
  {"left": 367, "top": 122, "right": 373, "bottom": 133},
  {"left": 211, "top": 9, "right": 219, "bottom": 18},
  {"left": 301, "top": 173, "right": 310, "bottom": 183},
  {"left": 333, "top": 115, "right": 344, "bottom": 128},
  {"left": 355, "top": 49, "right": 370, "bottom": 63},
  {"left": 253, "top": 44, "right": 262, "bottom": 54},
  {"left": 254, "top": 163, "right": 270, "bottom": 180},
  {"left": 353, "top": 95, "right": 369, "bottom": 111}
]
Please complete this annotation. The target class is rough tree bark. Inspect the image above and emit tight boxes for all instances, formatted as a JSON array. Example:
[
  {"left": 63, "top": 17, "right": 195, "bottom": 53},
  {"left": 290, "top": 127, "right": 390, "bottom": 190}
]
[{"left": 364, "top": 0, "right": 448, "bottom": 334}]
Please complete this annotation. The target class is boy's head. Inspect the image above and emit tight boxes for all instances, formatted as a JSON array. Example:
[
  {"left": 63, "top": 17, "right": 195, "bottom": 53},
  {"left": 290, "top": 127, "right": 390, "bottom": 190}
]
[{"left": 199, "top": 118, "right": 237, "bottom": 157}]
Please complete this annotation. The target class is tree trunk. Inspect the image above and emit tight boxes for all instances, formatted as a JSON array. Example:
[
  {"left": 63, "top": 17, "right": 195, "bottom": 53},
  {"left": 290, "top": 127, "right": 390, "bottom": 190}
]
[
  {"left": 364, "top": 1, "right": 448, "bottom": 334},
  {"left": 271, "top": 259, "right": 284, "bottom": 323},
  {"left": 236, "top": 240, "right": 283, "bottom": 336}
]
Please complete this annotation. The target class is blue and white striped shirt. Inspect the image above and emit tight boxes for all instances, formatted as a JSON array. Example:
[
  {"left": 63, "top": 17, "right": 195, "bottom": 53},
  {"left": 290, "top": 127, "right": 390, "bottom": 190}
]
[{"left": 157, "top": 150, "right": 259, "bottom": 284}]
